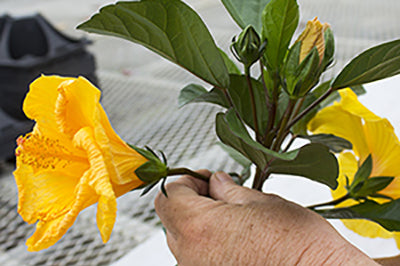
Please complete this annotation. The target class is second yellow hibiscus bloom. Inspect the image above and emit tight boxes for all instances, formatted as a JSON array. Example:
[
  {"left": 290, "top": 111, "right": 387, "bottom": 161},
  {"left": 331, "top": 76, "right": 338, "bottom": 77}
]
[{"left": 308, "top": 88, "right": 400, "bottom": 248}]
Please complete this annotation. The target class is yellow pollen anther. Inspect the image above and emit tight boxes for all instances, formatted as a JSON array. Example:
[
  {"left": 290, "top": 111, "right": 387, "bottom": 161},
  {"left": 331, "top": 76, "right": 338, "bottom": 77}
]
[{"left": 16, "top": 133, "right": 85, "bottom": 170}]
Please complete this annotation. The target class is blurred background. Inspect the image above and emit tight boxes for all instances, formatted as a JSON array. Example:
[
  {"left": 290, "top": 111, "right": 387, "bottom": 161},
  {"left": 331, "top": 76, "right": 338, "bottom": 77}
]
[{"left": 0, "top": 0, "right": 400, "bottom": 265}]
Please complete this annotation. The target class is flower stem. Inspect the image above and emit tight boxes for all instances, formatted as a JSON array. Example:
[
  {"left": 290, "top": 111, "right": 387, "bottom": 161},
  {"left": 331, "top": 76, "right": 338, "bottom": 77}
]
[
  {"left": 263, "top": 74, "right": 279, "bottom": 147},
  {"left": 167, "top": 167, "right": 210, "bottom": 182},
  {"left": 252, "top": 167, "right": 263, "bottom": 190},
  {"left": 282, "top": 133, "right": 298, "bottom": 152},
  {"left": 245, "top": 66, "right": 260, "bottom": 141},
  {"left": 259, "top": 61, "right": 271, "bottom": 109},
  {"left": 285, "top": 87, "right": 334, "bottom": 131},
  {"left": 291, "top": 97, "right": 306, "bottom": 121},
  {"left": 307, "top": 194, "right": 350, "bottom": 210},
  {"left": 272, "top": 98, "right": 296, "bottom": 151},
  {"left": 216, "top": 85, "right": 243, "bottom": 124}
]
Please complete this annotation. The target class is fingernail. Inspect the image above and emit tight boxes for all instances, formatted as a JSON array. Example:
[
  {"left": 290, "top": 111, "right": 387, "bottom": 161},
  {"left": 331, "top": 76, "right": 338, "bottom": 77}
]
[{"left": 215, "top": 172, "right": 232, "bottom": 183}]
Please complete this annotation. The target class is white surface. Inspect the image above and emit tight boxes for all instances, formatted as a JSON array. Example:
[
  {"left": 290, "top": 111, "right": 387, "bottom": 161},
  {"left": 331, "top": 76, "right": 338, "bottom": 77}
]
[{"left": 111, "top": 229, "right": 176, "bottom": 266}]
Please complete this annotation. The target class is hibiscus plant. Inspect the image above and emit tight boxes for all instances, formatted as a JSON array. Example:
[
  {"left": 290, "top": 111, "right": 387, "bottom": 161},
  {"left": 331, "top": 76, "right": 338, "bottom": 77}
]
[{"left": 14, "top": 0, "right": 400, "bottom": 251}]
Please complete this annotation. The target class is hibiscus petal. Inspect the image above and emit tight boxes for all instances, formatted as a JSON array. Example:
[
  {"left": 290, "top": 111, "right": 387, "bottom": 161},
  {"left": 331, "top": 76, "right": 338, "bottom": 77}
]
[
  {"left": 95, "top": 99, "right": 147, "bottom": 185},
  {"left": 26, "top": 172, "right": 96, "bottom": 252},
  {"left": 364, "top": 119, "right": 400, "bottom": 177},
  {"left": 364, "top": 119, "right": 400, "bottom": 199},
  {"left": 14, "top": 162, "right": 87, "bottom": 223},
  {"left": 341, "top": 219, "right": 394, "bottom": 240},
  {"left": 74, "top": 127, "right": 118, "bottom": 243},
  {"left": 23, "top": 76, "right": 74, "bottom": 140},
  {"left": 14, "top": 130, "right": 89, "bottom": 224},
  {"left": 23, "top": 75, "right": 71, "bottom": 123},
  {"left": 56, "top": 76, "right": 101, "bottom": 135},
  {"left": 338, "top": 88, "right": 381, "bottom": 122},
  {"left": 332, "top": 152, "right": 358, "bottom": 203},
  {"left": 296, "top": 17, "right": 325, "bottom": 62}
]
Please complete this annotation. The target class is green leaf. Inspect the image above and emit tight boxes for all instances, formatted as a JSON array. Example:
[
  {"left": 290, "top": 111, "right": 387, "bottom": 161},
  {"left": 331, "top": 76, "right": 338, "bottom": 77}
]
[
  {"left": 219, "top": 49, "right": 241, "bottom": 74},
  {"left": 275, "top": 91, "right": 289, "bottom": 126},
  {"left": 354, "top": 176, "right": 394, "bottom": 198},
  {"left": 78, "top": 0, "right": 229, "bottom": 88},
  {"left": 311, "top": 80, "right": 332, "bottom": 98},
  {"left": 269, "top": 143, "right": 339, "bottom": 189},
  {"left": 283, "top": 41, "right": 301, "bottom": 73},
  {"left": 219, "top": 142, "right": 252, "bottom": 185},
  {"left": 300, "top": 134, "right": 352, "bottom": 153},
  {"left": 221, "top": 0, "right": 271, "bottom": 34},
  {"left": 332, "top": 39, "right": 400, "bottom": 89},
  {"left": 349, "top": 155, "right": 373, "bottom": 193},
  {"left": 218, "top": 142, "right": 252, "bottom": 168},
  {"left": 216, "top": 110, "right": 338, "bottom": 189},
  {"left": 317, "top": 199, "right": 400, "bottom": 232},
  {"left": 262, "top": 0, "right": 299, "bottom": 71},
  {"left": 227, "top": 74, "right": 269, "bottom": 132},
  {"left": 216, "top": 110, "right": 298, "bottom": 169},
  {"left": 178, "top": 84, "right": 229, "bottom": 108}
]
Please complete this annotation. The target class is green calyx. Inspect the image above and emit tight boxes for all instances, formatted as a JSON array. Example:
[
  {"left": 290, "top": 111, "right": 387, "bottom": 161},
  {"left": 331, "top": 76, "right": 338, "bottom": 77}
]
[
  {"left": 231, "top": 25, "right": 266, "bottom": 68},
  {"left": 129, "top": 145, "right": 168, "bottom": 184},
  {"left": 346, "top": 155, "right": 394, "bottom": 200},
  {"left": 282, "top": 44, "right": 321, "bottom": 98},
  {"left": 321, "top": 27, "right": 335, "bottom": 71}
]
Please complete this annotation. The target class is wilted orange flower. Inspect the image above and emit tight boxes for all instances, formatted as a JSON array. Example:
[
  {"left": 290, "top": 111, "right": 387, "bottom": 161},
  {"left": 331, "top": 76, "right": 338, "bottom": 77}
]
[
  {"left": 14, "top": 75, "right": 147, "bottom": 252},
  {"left": 308, "top": 88, "right": 400, "bottom": 247}
]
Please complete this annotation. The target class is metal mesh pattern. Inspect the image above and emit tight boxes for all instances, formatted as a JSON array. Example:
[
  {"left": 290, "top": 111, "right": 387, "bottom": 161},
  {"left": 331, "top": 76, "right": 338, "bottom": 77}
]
[{"left": 1, "top": 0, "right": 400, "bottom": 264}]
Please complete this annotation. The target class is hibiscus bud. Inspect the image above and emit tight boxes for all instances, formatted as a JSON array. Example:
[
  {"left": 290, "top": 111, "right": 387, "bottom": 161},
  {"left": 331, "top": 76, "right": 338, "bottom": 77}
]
[
  {"left": 296, "top": 17, "right": 330, "bottom": 64},
  {"left": 282, "top": 18, "right": 334, "bottom": 98},
  {"left": 282, "top": 42, "right": 320, "bottom": 98},
  {"left": 230, "top": 25, "right": 266, "bottom": 68}
]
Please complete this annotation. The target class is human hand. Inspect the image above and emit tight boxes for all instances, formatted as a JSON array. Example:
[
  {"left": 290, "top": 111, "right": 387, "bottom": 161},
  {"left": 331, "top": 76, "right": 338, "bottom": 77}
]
[{"left": 155, "top": 170, "right": 378, "bottom": 265}]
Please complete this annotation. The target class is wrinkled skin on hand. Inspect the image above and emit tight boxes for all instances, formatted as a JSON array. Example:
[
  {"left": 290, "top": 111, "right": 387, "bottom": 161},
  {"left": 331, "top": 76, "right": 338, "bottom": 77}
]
[{"left": 155, "top": 170, "right": 378, "bottom": 266}]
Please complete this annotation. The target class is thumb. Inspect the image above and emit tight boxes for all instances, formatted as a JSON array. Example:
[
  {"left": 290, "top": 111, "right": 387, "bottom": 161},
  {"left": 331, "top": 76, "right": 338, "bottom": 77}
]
[{"left": 209, "top": 171, "right": 266, "bottom": 204}]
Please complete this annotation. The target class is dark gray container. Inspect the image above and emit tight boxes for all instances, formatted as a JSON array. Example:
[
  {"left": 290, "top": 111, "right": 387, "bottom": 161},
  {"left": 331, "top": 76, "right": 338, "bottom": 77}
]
[
  {"left": 0, "top": 14, "right": 97, "bottom": 160},
  {"left": 0, "top": 13, "right": 97, "bottom": 120}
]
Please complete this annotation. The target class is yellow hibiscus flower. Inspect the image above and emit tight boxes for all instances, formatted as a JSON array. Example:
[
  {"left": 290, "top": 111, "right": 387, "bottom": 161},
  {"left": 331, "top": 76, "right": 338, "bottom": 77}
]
[
  {"left": 14, "top": 75, "right": 148, "bottom": 252},
  {"left": 308, "top": 88, "right": 400, "bottom": 248}
]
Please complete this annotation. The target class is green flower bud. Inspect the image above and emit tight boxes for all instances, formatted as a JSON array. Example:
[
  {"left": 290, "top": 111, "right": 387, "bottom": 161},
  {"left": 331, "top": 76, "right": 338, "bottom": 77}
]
[{"left": 231, "top": 25, "right": 266, "bottom": 68}]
